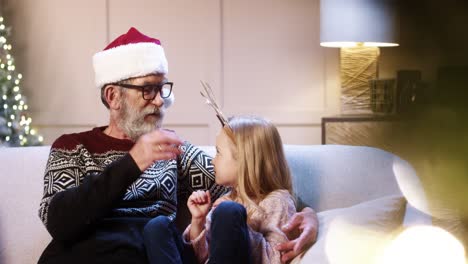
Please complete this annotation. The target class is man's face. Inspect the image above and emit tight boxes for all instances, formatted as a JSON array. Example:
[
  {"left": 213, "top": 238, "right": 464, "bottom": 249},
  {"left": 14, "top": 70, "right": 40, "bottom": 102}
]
[
  {"left": 212, "top": 130, "right": 238, "bottom": 187},
  {"left": 117, "top": 74, "right": 167, "bottom": 140}
]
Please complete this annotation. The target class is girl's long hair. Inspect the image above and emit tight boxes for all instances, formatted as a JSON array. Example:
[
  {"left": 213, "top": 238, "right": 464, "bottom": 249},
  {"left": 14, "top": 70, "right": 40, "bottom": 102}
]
[{"left": 226, "top": 115, "right": 292, "bottom": 219}]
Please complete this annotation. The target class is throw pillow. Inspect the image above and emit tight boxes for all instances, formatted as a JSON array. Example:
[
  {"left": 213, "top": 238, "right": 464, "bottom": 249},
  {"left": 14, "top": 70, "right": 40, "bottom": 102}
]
[{"left": 295, "top": 195, "right": 406, "bottom": 264}]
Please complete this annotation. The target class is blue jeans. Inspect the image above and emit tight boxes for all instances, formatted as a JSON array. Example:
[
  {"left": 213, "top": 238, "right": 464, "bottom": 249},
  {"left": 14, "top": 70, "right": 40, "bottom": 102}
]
[
  {"left": 208, "top": 201, "right": 252, "bottom": 264},
  {"left": 143, "top": 216, "right": 196, "bottom": 264},
  {"left": 144, "top": 201, "right": 251, "bottom": 264}
]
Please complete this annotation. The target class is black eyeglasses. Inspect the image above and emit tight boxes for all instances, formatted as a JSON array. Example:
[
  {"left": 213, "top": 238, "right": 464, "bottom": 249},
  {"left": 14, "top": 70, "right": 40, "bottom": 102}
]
[{"left": 114, "top": 82, "right": 173, "bottom": 100}]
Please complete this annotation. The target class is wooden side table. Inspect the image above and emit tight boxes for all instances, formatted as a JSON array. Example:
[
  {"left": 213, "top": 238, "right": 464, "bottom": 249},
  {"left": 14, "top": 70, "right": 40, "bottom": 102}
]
[{"left": 322, "top": 115, "right": 397, "bottom": 151}]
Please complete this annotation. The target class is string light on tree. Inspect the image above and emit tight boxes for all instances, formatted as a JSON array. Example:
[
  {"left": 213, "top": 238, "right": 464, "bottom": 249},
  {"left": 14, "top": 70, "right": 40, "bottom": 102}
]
[{"left": 0, "top": 16, "right": 42, "bottom": 146}]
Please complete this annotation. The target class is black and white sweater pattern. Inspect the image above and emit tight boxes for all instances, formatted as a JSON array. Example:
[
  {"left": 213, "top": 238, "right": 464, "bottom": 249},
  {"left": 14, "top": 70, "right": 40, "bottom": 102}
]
[{"left": 38, "top": 127, "right": 227, "bottom": 242}]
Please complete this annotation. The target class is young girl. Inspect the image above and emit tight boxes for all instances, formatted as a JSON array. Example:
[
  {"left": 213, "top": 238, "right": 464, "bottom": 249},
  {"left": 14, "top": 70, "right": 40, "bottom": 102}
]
[{"left": 184, "top": 115, "right": 296, "bottom": 264}]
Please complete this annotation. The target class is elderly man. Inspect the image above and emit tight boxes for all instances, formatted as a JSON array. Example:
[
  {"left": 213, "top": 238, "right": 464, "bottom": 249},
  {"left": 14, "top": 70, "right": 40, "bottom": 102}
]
[{"left": 38, "top": 27, "right": 317, "bottom": 264}]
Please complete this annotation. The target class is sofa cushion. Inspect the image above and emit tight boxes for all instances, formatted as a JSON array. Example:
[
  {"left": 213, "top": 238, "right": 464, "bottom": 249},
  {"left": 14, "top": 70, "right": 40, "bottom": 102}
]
[
  {"left": 296, "top": 195, "right": 406, "bottom": 264},
  {"left": 284, "top": 145, "right": 404, "bottom": 212}
]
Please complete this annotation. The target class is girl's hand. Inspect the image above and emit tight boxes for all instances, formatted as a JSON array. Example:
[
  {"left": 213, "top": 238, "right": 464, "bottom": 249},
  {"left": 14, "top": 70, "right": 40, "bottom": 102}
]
[{"left": 187, "top": 190, "right": 211, "bottom": 220}]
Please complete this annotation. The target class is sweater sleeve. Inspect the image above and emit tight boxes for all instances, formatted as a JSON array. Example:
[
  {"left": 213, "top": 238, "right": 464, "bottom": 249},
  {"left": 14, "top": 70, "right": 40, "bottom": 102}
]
[
  {"left": 38, "top": 138, "right": 142, "bottom": 242},
  {"left": 177, "top": 142, "right": 229, "bottom": 201},
  {"left": 249, "top": 190, "right": 296, "bottom": 264},
  {"left": 182, "top": 223, "right": 209, "bottom": 264}
]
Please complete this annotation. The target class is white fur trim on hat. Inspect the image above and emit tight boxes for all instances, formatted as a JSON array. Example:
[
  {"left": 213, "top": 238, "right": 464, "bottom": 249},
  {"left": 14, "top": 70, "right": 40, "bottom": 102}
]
[{"left": 93, "top": 42, "right": 168, "bottom": 88}]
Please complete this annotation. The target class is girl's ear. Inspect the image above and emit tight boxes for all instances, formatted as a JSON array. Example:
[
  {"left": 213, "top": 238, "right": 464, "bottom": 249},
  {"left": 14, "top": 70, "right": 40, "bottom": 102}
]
[{"left": 104, "top": 85, "right": 122, "bottom": 110}]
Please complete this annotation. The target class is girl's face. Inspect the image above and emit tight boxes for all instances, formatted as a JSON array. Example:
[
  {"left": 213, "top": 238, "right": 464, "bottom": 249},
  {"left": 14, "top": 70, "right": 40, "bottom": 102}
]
[{"left": 212, "top": 130, "right": 238, "bottom": 187}]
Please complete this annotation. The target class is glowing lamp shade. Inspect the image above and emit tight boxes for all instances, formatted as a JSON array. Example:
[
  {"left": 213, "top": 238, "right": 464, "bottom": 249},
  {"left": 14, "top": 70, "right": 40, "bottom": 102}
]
[
  {"left": 320, "top": 0, "right": 399, "bottom": 48},
  {"left": 380, "top": 226, "right": 466, "bottom": 264}
]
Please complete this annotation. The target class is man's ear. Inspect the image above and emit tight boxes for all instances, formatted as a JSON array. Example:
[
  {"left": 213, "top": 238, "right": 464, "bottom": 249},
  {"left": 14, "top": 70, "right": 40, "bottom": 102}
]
[{"left": 104, "top": 85, "right": 122, "bottom": 110}]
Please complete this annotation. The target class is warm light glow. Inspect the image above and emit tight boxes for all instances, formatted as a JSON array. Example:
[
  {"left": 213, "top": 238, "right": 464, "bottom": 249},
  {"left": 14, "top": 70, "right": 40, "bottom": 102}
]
[
  {"left": 38, "top": 136, "right": 44, "bottom": 142},
  {"left": 392, "top": 158, "right": 430, "bottom": 216},
  {"left": 323, "top": 217, "right": 395, "bottom": 264},
  {"left": 320, "top": 41, "right": 399, "bottom": 48},
  {"left": 379, "top": 226, "right": 466, "bottom": 264},
  {"left": 19, "top": 116, "right": 26, "bottom": 126}
]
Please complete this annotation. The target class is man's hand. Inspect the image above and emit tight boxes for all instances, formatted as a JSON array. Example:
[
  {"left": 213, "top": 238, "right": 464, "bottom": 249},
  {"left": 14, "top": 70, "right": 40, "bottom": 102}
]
[
  {"left": 129, "top": 129, "right": 183, "bottom": 172},
  {"left": 276, "top": 207, "right": 318, "bottom": 263}
]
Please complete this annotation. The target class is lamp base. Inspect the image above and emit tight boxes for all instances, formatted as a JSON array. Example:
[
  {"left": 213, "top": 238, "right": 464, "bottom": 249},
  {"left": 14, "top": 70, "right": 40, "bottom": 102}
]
[{"left": 340, "top": 46, "right": 380, "bottom": 114}]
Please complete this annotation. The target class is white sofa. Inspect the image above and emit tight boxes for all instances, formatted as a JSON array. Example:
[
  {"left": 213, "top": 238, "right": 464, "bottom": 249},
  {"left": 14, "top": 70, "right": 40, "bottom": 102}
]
[{"left": 0, "top": 145, "right": 431, "bottom": 264}]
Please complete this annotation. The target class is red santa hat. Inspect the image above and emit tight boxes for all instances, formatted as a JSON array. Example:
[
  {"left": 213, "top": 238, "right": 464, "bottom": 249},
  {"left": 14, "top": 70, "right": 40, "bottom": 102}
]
[{"left": 92, "top": 27, "right": 169, "bottom": 89}]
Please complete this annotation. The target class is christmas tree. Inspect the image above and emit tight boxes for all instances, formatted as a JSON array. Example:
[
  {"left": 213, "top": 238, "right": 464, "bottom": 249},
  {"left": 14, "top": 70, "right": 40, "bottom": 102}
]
[{"left": 0, "top": 16, "right": 43, "bottom": 147}]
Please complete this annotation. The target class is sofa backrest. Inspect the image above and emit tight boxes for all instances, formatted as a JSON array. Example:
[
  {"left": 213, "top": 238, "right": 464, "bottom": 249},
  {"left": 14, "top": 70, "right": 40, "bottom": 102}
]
[
  {"left": 200, "top": 144, "right": 406, "bottom": 211},
  {"left": 284, "top": 145, "right": 404, "bottom": 211},
  {"left": 0, "top": 146, "right": 51, "bottom": 264},
  {"left": 0, "top": 144, "right": 419, "bottom": 264}
]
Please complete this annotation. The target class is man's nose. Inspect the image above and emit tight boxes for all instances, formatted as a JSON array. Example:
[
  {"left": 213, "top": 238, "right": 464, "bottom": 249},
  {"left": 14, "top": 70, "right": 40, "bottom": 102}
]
[{"left": 151, "top": 92, "right": 164, "bottom": 107}]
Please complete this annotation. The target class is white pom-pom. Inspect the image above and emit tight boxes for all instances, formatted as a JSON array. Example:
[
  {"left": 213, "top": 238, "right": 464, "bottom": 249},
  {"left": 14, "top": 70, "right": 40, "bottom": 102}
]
[{"left": 163, "top": 92, "right": 175, "bottom": 108}]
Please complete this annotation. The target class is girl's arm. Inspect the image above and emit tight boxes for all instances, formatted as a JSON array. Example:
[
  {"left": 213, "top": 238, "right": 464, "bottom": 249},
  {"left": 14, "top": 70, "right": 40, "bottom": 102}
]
[
  {"left": 183, "top": 190, "right": 212, "bottom": 263},
  {"left": 276, "top": 207, "right": 319, "bottom": 262},
  {"left": 182, "top": 219, "right": 210, "bottom": 264},
  {"left": 189, "top": 217, "right": 206, "bottom": 241},
  {"left": 249, "top": 190, "right": 296, "bottom": 264}
]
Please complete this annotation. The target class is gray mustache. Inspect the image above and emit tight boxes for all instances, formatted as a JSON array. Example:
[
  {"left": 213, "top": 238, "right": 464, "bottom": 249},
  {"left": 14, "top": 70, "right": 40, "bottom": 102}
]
[{"left": 143, "top": 108, "right": 161, "bottom": 116}]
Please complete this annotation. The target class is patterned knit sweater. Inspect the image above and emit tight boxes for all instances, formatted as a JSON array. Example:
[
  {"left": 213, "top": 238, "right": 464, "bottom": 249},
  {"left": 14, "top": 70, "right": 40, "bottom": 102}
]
[
  {"left": 183, "top": 190, "right": 296, "bottom": 264},
  {"left": 38, "top": 127, "right": 226, "bottom": 263}
]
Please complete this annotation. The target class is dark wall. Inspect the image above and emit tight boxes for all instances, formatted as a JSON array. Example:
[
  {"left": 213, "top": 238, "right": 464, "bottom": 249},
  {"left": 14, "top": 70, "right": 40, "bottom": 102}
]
[{"left": 380, "top": 0, "right": 468, "bottom": 246}]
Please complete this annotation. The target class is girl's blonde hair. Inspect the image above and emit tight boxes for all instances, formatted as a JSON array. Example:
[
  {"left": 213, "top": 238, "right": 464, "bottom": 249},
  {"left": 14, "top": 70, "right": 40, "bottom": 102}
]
[{"left": 225, "top": 115, "right": 292, "bottom": 218}]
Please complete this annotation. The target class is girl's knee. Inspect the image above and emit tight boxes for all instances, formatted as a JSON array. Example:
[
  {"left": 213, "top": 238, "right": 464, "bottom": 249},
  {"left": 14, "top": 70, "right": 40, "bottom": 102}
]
[
  {"left": 212, "top": 201, "right": 247, "bottom": 222},
  {"left": 143, "top": 215, "right": 171, "bottom": 237}
]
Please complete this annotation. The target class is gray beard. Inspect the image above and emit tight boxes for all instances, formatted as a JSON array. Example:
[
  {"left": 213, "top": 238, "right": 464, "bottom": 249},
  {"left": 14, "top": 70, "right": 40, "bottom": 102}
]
[{"left": 118, "top": 99, "right": 165, "bottom": 141}]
